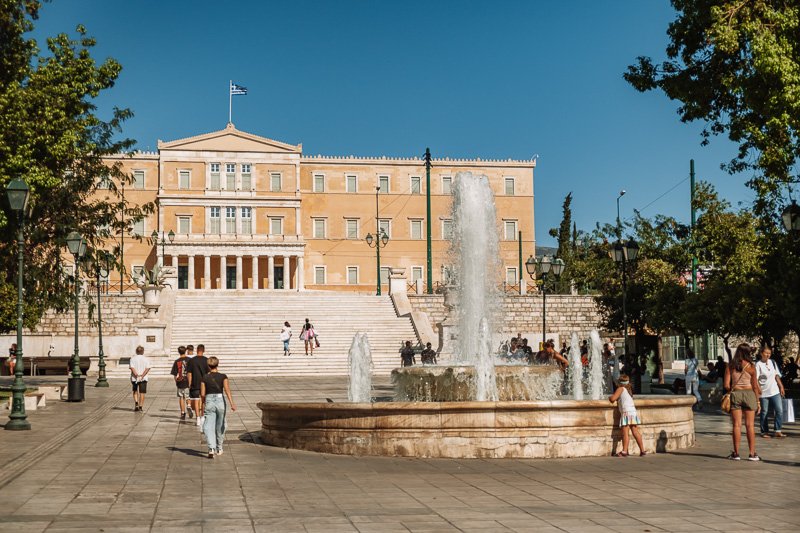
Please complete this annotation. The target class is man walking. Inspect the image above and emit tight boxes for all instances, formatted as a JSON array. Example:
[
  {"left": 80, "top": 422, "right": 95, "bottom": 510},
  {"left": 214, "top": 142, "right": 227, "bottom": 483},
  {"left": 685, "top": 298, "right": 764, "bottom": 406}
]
[
  {"left": 187, "top": 344, "right": 210, "bottom": 427},
  {"left": 420, "top": 342, "right": 437, "bottom": 365},
  {"left": 129, "top": 346, "right": 151, "bottom": 412},
  {"left": 170, "top": 345, "right": 191, "bottom": 420},
  {"left": 401, "top": 341, "right": 416, "bottom": 367},
  {"left": 756, "top": 345, "right": 786, "bottom": 438}
]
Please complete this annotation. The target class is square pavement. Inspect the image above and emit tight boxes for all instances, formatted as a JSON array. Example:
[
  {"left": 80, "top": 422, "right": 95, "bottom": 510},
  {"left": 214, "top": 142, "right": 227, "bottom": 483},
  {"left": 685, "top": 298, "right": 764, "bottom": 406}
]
[{"left": 0, "top": 375, "right": 797, "bottom": 532}]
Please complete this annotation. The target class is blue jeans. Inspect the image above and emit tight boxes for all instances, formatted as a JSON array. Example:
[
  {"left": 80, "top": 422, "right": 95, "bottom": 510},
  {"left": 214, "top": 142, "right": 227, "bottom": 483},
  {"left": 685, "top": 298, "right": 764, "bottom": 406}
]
[
  {"left": 203, "top": 394, "right": 227, "bottom": 451},
  {"left": 759, "top": 393, "right": 783, "bottom": 434}
]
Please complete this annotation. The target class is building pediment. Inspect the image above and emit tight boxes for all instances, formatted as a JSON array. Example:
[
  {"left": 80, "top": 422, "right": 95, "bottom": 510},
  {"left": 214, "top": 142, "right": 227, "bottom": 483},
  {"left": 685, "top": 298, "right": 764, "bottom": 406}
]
[{"left": 158, "top": 123, "right": 302, "bottom": 154}]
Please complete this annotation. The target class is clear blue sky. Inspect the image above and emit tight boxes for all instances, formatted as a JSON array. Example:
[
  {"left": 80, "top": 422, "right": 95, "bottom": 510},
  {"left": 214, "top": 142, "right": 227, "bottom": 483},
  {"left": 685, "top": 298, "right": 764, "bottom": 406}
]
[{"left": 32, "top": 0, "right": 750, "bottom": 247}]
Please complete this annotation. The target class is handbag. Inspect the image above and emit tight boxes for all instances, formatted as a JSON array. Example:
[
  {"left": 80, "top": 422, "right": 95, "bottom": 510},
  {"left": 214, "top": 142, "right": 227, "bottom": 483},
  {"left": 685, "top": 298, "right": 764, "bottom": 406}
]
[
  {"left": 721, "top": 392, "right": 732, "bottom": 413},
  {"left": 314, "top": 335, "right": 321, "bottom": 348}
]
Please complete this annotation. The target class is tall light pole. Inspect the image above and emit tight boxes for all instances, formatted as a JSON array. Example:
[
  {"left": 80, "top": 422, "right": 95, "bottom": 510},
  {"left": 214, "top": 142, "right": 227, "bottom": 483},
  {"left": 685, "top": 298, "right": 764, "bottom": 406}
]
[
  {"left": 151, "top": 229, "right": 175, "bottom": 266},
  {"left": 365, "top": 186, "right": 389, "bottom": 295},
  {"left": 613, "top": 239, "right": 639, "bottom": 366},
  {"left": 66, "top": 231, "right": 87, "bottom": 402},
  {"left": 93, "top": 251, "right": 110, "bottom": 388},
  {"left": 5, "top": 177, "right": 31, "bottom": 430},
  {"left": 616, "top": 189, "right": 626, "bottom": 240},
  {"left": 424, "top": 148, "right": 433, "bottom": 294},
  {"left": 525, "top": 255, "right": 565, "bottom": 348}
]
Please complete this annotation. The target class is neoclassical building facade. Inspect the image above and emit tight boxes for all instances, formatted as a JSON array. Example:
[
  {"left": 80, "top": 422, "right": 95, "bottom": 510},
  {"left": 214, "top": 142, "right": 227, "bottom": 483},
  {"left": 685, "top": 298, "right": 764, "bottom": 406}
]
[{"left": 105, "top": 124, "right": 536, "bottom": 292}]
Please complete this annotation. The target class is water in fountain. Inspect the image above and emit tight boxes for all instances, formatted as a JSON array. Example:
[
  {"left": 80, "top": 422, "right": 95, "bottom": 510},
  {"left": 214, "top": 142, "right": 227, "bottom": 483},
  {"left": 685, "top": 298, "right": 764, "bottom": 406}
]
[
  {"left": 347, "top": 332, "right": 373, "bottom": 403},
  {"left": 588, "top": 330, "right": 605, "bottom": 400},
  {"left": 475, "top": 318, "right": 498, "bottom": 401},
  {"left": 567, "top": 332, "right": 584, "bottom": 400},
  {"left": 451, "top": 172, "right": 502, "bottom": 367}
]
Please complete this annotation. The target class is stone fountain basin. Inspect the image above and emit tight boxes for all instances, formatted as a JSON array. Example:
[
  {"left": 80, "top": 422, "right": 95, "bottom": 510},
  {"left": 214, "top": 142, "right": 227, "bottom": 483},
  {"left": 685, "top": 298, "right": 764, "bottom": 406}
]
[{"left": 258, "top": 396, "right": 695, "bottom": 459}]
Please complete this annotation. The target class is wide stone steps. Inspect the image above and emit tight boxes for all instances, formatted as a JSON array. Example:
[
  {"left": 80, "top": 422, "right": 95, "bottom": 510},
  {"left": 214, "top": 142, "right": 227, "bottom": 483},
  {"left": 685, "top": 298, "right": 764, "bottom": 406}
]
[{"left": 109, "top": 291, "right": 417, "bottom": 377}]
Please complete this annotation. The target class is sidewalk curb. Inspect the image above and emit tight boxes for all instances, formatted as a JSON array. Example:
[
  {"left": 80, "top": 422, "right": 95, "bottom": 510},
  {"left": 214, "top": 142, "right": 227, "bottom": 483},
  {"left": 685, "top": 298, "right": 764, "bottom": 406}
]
[{"left": 0, "top": 387, "right": 129, "bottom": 488}]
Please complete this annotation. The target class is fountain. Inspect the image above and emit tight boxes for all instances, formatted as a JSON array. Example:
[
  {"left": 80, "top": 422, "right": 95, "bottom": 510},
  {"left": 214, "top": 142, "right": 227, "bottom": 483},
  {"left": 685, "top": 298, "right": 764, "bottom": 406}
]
[{"left": 258, "top": 172, "right": 695, "bottom": 458}]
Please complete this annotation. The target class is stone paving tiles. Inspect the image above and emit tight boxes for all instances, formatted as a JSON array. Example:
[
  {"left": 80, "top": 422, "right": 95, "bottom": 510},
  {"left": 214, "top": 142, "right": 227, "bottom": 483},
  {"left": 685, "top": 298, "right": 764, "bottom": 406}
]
[{"left": 0, "top": 374, "right": 797, "bottom": 532}]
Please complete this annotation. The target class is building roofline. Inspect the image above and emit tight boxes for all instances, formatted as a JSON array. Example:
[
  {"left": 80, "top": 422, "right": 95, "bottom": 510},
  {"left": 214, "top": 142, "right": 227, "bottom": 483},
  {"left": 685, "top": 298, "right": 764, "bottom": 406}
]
[
  {"left": 157, "top": 123, "right": 301, "bottom": 152},
  {"left": 301, "top": 155, "right": 536, "bottom": 168}
]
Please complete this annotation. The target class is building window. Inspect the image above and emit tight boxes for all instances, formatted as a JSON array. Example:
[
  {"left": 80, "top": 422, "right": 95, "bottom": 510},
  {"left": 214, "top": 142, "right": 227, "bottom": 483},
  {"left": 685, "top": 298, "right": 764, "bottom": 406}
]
[
  {"left": 131, "top": 218, "right": 145, "bottom": 236},
  {"left": 378, "top": 219, "right": 391, "bottom": 238},
  {"left": 347, "top": 266, "right": 358, "bottom": 285},
  {"left": 241, "top": 164, "right": 252, "bottom": 190},
  {"left": 179, "top": 170, "right": 191, "bottom": 190},
  {"left": 270, "top": 172, "right": 281, "bottom": 192},
  {"left": 177, "top": 216, "right": 191, "bottom": 234},
  {"left": 313, "top": 218, "right": 326, "bottom": 238},
  {"left": 504, "top": 220, "right": 518, "bottom": 241},
  {"left": 441, "top": 176, "right": 452, "bottom": 195},
  {"left": 380, "top": 266, "right": 390, "bottom": 284},
  {"left": 504, "top": 177, "right": 515, "bottom": 195},
  {"left": 346, "top": 219, "right": 359, "bottom": 239},
  {"left": 241, "top": 207, "right": 252, "bottom": 234},
  {"left": 133, "top": 170, "right": 145, "bottom": 189},
  {"left": 410, "top": 176, "right": 421, "bottom": 194},
  {"left": 225, "top": 163, "right": 236, "bottom": 190},
  {"left": 270, "top": 217, "right": 283, "bottom": 235},
  {"left": 314, "top": 266, "right": 326, "bottom": 285},
  {"left": 411, "top": 266, "right": 423, "bottom": 282},
  {"left": 378, "top": 175, "right": 389, "bottom": 193},
  {"left": 313, "top": 174, "right": 325, "bottom": 192},
  {"left": 209, "top": 207, "right": 221, "bottom": 234},
  {"left": 442, "top": 219, "right": 453, "bottom": 240},
  {"left": 506, "top": 267, "right": 518, "bottom": 285},
  {"left": 346, "top": 174, "right": 357, "bottom": 193},
  {"left": 410, "top": 219, "right": 423, "bottom": 240},
  {"left": 210, "top": 163, "right": 221, "bottom": 190},
  {"left": 225, "top": 206, "right": 236, "bottom": 233},
  {"left": 97, "top": 174, "right": 111, "bottom": 189}
]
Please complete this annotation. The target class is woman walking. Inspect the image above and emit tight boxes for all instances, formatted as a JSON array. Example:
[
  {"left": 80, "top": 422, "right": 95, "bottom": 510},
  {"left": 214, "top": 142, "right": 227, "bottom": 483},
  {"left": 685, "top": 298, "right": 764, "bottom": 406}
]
[
  {"left": 724, "top": 343, "right": 761, "bottom": 461},
  {"left": 280, "top": 321, "right": 292, "bottom": 357},
  {"left": 684, "top": 348, "right": 702, "bottom": 410},
  {"left": 301, "top": 318, "right": 315, "bottom": 356},
  {"left": 201, "top": 356, "right": 237, "bottom": 458}
]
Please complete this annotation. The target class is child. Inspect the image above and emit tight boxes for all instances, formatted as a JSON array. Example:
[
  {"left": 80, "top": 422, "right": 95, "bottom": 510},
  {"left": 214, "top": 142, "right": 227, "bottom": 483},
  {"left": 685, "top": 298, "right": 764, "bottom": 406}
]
[{"left": 608, "top": 374, "right": 646, "bottom": 457}]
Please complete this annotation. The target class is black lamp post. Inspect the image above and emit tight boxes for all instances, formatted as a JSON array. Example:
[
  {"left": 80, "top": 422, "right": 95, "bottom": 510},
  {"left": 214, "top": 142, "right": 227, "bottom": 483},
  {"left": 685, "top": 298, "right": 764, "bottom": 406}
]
[
  {"left": 365, "top": 186, "right": 389, "bottom": 295},
  {"left": 525, "top": 255, "right": 565, "bottom": 348},
  {"left": 782, "top": 200, "right": 800, "bottom": 233},
  {"left": 151, "top": 229, "right": 175, "bottom": 266},
  {"left": 5, "top": 177, "right": 31, "bottom": 430},
  {"left": 66, "top": 230, "right": 86, "bottom": 402},
  {"left": 612, "top": 238, "right": 640, "bottom": 366},
  {"left": 93, "top": 251, "right": 110, "bottom": 388}
]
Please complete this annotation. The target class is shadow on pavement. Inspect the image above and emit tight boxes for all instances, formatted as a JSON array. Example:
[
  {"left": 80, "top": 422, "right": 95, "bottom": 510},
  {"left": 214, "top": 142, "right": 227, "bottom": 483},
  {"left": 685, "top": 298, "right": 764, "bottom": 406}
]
[
  {"left": 238, "top": 431, "right": 262, "bottom": 444},
  {"left": 673, "top": 450, "right": 800, "bottom": 467},
  {"left": 167, "top": 446, "right": 207, "bottom": 457}
]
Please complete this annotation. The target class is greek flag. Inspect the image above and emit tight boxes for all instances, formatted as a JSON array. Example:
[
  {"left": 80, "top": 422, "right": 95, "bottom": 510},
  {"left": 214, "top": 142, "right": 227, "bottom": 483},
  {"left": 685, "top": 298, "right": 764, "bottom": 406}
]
[{"left": 230, "top": 82, "right": 248, "bottom": 95}]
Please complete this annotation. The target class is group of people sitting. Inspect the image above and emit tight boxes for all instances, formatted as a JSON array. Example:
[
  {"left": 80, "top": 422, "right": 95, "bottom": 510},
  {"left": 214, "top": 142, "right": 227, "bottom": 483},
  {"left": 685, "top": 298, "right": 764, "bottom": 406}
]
[{"left": 501, "top": 335, "right": 569, "bottom": 367}]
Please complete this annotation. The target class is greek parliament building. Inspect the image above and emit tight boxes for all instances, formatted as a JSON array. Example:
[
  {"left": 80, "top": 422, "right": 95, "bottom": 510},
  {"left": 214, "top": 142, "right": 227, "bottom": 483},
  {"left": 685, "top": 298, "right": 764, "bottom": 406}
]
[{"left": 105, "top": 123, "right": 536, "bottom": 292}]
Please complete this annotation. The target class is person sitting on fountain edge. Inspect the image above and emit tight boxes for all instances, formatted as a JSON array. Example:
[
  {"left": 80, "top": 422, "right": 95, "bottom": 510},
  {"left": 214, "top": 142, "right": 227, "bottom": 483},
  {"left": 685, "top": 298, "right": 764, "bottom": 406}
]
[
  {"left": 400, "top": 341, "right": 416, "bottom": 367},
  {"left": 420, "top": 343, "right": 437, "bottom": 365},
  {"left": 532, "top": 340, "right": 568, "bottom": 368}
]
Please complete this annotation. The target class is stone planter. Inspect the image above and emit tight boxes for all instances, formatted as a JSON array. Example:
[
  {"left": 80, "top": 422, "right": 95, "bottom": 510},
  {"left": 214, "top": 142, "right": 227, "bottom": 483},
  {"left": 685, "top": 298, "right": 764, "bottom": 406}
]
[{"left": 140, "top": 285, "right": 163, "bottom": 319}]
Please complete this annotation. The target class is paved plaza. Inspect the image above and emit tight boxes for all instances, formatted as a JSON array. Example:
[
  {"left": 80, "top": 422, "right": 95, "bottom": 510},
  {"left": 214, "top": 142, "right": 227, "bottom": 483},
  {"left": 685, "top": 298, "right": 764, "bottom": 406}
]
[{"left": 0, "top": 376, "right": 798, "bottom": 533}]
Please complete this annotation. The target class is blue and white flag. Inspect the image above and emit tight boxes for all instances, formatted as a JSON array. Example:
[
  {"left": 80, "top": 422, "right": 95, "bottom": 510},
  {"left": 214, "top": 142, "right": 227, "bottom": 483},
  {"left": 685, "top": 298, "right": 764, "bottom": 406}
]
[{"left": 230, "top": 82, "right": 248, "bottom": 95}]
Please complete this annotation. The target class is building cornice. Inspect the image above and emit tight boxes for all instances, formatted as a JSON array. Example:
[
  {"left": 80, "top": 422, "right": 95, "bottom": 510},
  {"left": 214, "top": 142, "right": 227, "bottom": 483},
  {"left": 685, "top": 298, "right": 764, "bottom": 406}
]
[{"left": 301, "top": 155, "right": 536, "bottom": 168}]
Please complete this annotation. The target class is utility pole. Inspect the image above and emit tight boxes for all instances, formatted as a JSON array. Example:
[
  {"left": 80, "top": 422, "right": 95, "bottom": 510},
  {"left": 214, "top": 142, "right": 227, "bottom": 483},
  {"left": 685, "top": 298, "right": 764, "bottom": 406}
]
[
  {"left": 424, "top": 148, "right": 433, "bottom": 294},
  {"left": 518, "top": 231, "right": 523, "bottom": 287}
]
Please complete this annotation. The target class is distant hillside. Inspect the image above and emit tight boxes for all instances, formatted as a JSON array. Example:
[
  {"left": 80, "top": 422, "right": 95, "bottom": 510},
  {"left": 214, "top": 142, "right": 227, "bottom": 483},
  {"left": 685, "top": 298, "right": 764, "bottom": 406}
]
[{"left": 535, "top": 246, "right": 557, "bottom": 258}]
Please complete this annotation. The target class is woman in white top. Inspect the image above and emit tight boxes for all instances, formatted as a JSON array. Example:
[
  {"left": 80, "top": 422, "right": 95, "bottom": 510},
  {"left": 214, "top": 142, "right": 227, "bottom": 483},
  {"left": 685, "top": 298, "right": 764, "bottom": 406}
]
[
  {"left": 684, "top": 348, "right": 702, "bottom": 409},
  {"left": 609, "top": 374, "right": 646, "bottom": 457},
  {"left": 280, "top": 322, "right": 292, "bottom": 357}
]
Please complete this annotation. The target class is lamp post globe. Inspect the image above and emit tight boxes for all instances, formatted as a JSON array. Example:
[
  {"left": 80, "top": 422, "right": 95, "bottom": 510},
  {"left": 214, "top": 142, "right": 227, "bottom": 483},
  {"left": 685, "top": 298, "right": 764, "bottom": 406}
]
[
  {"left": 782, "top": 201, "right": 800, "bottom": 233},
  {"left": 624, "top": 239, "right": 640, "bottom": 262},
  {"left": 168, "top": 229, "right": 175, "bottom": 242},
  {"left": 524, "top": 255, "right": 536, "bottom": 277},
  {"left": 5, "top": 177, "right": 31, "bottom": 430}
]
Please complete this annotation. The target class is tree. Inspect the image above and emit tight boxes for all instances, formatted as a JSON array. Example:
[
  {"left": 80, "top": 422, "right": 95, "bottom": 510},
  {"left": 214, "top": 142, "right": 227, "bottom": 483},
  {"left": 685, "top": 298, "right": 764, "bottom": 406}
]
[
  {"left": 0, "top": 1, "right": 153, "bottom": 332},
  {"left": 548, "top": 192, "right": 574, "bottom": 293},
  {"left": 624, "top": 0, "right": 800, "bottom": 221}
]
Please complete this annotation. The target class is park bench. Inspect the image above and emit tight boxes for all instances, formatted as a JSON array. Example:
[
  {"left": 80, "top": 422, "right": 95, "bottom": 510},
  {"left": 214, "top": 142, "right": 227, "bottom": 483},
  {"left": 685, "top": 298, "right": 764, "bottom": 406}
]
[{"left": 0, "top": 356, "right": 90, "bottom": 376}]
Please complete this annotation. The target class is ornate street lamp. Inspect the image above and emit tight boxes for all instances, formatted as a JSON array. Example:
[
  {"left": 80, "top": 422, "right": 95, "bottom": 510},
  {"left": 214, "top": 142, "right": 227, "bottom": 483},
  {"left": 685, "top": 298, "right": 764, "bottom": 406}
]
[
  {"left": 612, "top": 238, "right": 640, "bottom": 366},
  {"left": 526, "top": 255, "right": 565, "bottom": 348},
  {"left": 365, "top": 186, "right": 390, "bottom": 295},
  {"left": 66, "top": 230, "right": 86, "bottom": 402},
  {"left": 5, "top": 177, "right": 31, "bottom": 430},
  {"left": 151, "top": 229, "right": 175, "bottom": 265},
  {"left": 782, "top": 200, "right": 800, "bottom": 233},
  {"left": 93, "top": 251, "right": 110, "bottom": 387}
]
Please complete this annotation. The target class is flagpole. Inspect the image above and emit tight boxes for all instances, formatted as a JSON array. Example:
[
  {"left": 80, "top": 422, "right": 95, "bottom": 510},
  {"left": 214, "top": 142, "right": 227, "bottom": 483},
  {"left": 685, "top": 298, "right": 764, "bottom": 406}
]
[{"left": 228, "top": 80, "right": 232, "bottom": 124}]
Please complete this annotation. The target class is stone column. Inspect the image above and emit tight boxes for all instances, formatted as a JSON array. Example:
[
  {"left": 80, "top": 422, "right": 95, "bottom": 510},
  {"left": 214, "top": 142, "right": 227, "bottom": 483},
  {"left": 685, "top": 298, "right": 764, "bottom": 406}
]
[
  {"left": 236, "top": 255, "right": 243, "bottom": 289},
  {"left": 187, "top": 254, "right": 195, "bottom": 289},
  {"left": 282, "top": 256, "right": 290, "bottom": 290},
  {"left": 252, "top": 255, "right": 259, "bottom": 289},
  {"left": 297, "top": 256, "right": 304, "bottom": 291},
  {"left": 171, "top": 255, "right": 178, "bottom": 268},
  {"left": 219, "top": 255, "right": 226, "bottom": 289},
  {"left": 204, "top": 255, "right": 211, "bottom": 290},
  {"left": 268, "top": 255, "right": 275, "bottom": 290}
]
